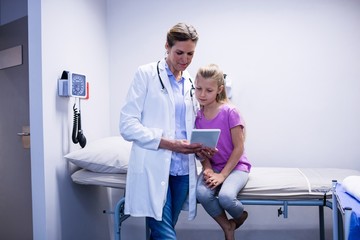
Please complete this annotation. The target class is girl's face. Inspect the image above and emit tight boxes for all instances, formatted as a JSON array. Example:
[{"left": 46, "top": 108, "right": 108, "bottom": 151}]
[
  {"left": 195, "top": 76, "right": 223, "bottom": 107},
  {"left": 165, "top": 40, "right": 196, "bottom": 75}
]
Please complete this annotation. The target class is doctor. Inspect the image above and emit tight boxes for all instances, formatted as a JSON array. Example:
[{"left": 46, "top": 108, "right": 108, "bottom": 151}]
[{"left": 120, "top": 23, "right": 212, "bottom": 240}]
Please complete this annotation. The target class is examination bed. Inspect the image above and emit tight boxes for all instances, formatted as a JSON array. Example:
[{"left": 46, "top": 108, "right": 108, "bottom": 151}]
[
  {"left": 71, "top": 166, "right": 360, "bottom": 240},
  {"left": 332, "top": 177, "right": 360, "bottom": 240}
]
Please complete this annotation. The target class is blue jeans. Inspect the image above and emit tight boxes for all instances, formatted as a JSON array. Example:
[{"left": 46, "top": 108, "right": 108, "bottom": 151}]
[
  {"left": 146, "top": 175, "right": 189, "bottom": 240},
  {"left": 196, "top": 170, "right": 249, "bottom": 218}
]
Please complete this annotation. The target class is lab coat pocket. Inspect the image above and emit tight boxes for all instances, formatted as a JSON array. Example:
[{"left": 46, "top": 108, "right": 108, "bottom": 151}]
[{"left": 129, "top": 145, "right": 145, "bottom": 173}]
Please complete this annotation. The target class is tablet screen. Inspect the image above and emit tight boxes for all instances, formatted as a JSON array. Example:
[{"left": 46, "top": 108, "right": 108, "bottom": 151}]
[{"left": 190, "top": 129, "right": 221, "bottom": 148}]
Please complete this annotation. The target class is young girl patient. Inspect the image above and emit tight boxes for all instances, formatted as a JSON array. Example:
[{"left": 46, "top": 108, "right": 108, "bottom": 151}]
[{"left": 194, "top": 64, "right": 251, "bottom": 240}]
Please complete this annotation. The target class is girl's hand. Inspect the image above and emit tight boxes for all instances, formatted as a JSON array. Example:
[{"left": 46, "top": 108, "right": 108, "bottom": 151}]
[
  {"left": 203, "top": 168, "right": 214, "bottom": 181},
  {"left": 205, "top": 172, "right": 225, "bottom": 190}
]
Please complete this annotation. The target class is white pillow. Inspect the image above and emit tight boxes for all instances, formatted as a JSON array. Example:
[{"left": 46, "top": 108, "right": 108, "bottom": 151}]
[
  {"left": 342, "top": 175, "right": 360, "bottom": 201},
  {"left": 64, "top": 136, "right": 132, "bottom": 173}
]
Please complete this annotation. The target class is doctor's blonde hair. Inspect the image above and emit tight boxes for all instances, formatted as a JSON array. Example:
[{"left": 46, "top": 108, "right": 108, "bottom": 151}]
[{"left": 167, "top": 23, "right": 199, "bottom": 47}]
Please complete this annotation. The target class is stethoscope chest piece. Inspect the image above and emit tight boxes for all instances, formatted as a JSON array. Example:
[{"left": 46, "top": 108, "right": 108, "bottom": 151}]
[{"left": 161, "top": 87, "right": 168, "bottom": 95}]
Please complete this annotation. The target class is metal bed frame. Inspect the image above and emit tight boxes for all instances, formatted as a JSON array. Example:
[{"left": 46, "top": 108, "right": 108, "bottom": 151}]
[{"left": 113, "top": 195, "right": 333, "bottom": 240}]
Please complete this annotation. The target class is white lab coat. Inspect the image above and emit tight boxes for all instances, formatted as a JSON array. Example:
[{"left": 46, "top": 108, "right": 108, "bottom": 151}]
[{"left": 120, "top": 58, "right": 198, "bottom": 221}]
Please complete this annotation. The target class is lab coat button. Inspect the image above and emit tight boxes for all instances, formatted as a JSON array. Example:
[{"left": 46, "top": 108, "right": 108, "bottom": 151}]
[{"left": 161, "top": 181, "right": 165, "bottom": 186}]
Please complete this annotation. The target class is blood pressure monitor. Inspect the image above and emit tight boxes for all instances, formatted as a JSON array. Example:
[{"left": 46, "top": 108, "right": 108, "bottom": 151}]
[
  {"left": 70, "top": 73, "right": 86, "bottom": 97},
  {"left": 58, "top": 71, "right": 87, "bottom": 98}
]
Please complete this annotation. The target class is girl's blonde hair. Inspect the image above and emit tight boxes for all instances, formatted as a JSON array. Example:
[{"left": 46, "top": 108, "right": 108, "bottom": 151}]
[{"left": 195, "top": 64, "right": 228, "bottom": 102}]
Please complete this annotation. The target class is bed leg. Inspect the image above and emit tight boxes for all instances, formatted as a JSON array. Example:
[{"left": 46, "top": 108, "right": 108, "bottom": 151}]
[
  {"left": 114, "top": 197, "right": 130, "bottom": 240},
  {"left": 319, "top": 205, "right": 325, "bottom": 240},
  {"left": 344, "top": 208, "right": 352, "bottom": 240},
  {"left": 277, "top": 201, "right": 288, "bottom": 218},
  {"left": 332, "top": 180, "right": 339, "bottom": 240}
]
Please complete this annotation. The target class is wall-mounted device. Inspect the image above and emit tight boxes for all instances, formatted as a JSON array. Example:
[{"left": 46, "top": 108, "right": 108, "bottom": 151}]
[
  {"left": 72, "top": 103, "right": 87, "bottom": 148},
  {"left": 58, "top": 70, "right": 87, "bottom": 98},
  {"left": 58, "top": 70, "right": 88, "bottom": 148}
]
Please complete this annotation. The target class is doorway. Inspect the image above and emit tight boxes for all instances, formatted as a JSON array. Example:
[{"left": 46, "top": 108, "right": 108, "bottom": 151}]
[{"left": 0, "top": 16, "right": 33, "bottom": 239}]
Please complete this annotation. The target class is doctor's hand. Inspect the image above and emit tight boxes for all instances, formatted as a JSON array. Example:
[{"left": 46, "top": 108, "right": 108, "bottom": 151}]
[{"left": 159, "top": 138, "right": 203, "bottom": 154}]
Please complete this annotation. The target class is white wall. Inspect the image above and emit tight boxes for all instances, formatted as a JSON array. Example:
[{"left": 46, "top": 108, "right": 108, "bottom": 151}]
[
  {"left": 109, "top": 0, "right": 360, "bottom": 170},
  {"left": 108, "top": 0, "right": 360, "bottom": 239},
  {"left": 29, "top": 0, "right": 113, "bottom": 239}
]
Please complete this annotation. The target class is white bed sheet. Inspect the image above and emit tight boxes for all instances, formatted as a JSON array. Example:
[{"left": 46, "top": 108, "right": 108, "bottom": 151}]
[
  {"left": 239, "top": 167, "right": 360, "bottom": 200},
  {"left": 71, "top": 168, "right": 127, "bottom": 189},
  {"left": 71, "top": 167, "right": 360, "bottom": 200}
]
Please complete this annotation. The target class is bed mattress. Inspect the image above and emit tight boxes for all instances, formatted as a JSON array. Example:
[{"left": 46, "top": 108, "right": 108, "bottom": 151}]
[
  {"left": 238, "top": 167, "right": 360, "bottom": 200},
  {"left": 71, "top": 168, "right": 127, "bottom": 189},
  {"left": 71, "top": 167, "right": 360, "bottom": 200}
]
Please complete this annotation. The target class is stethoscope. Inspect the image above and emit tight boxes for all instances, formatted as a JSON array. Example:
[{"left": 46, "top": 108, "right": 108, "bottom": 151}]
[{"left": 157, "top": 60, "right": 198, "bottom": 114}]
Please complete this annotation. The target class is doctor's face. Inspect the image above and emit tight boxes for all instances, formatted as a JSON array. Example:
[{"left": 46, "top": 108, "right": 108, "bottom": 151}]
[{"left": 166, "top": 40, "right": 196, "bottom": 75}]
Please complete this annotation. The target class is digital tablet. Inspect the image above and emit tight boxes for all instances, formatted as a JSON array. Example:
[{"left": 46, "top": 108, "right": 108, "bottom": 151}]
[{"left": 190, "top": 129, "right": 221, "bottom": 148}]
